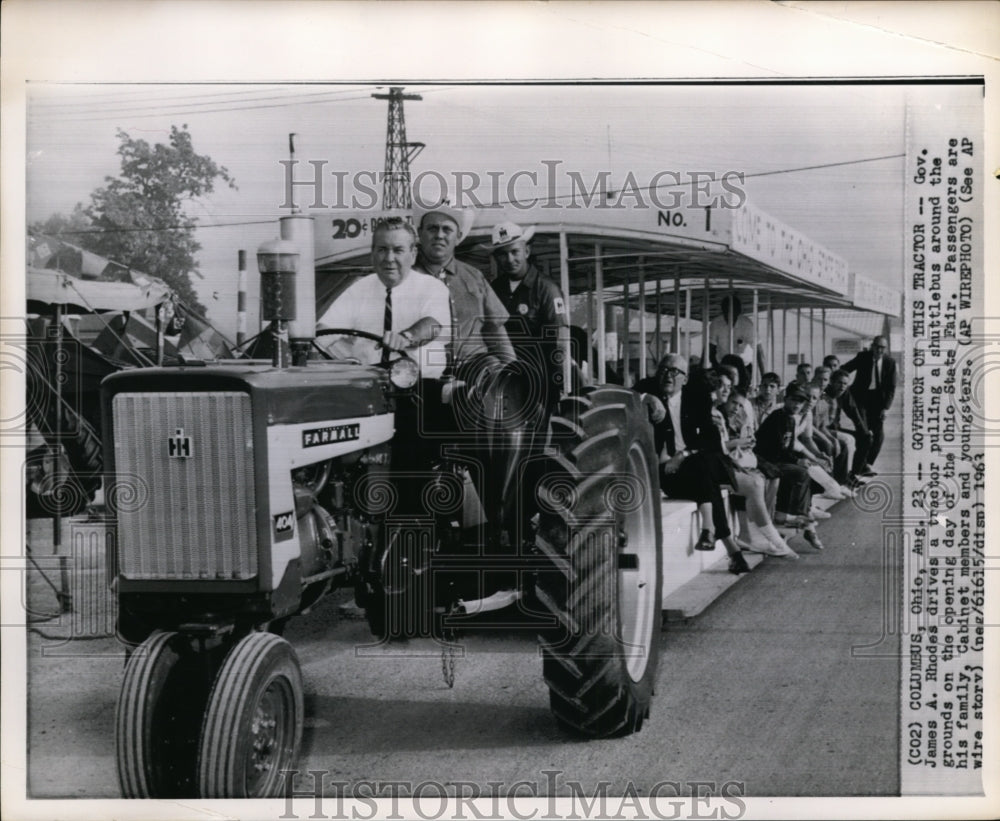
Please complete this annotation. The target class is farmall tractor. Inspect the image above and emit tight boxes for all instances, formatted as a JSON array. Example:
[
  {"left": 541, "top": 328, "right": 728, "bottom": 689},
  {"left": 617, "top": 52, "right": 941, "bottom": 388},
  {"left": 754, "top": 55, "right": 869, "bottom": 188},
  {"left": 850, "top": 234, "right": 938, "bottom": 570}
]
[{"left": 104, "top": 215, "right": 663, "bottom": 798}]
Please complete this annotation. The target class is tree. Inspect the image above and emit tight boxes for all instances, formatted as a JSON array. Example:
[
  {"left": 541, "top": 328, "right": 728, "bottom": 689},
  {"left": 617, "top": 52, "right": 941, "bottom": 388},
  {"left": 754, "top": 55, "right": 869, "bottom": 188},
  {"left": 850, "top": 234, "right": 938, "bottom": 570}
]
[{"left": 31, "top": 125, "right": 236, "bottom": 315}]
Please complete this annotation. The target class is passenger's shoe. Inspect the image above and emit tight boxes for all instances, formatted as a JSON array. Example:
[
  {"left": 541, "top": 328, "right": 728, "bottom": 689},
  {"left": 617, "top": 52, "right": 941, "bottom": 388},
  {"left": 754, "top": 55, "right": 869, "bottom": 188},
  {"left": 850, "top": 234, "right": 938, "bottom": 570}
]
[
  {"left": 769, "top": 541, "right": 800, "bottom": 559},
  {"left": 695, "top": 529, "right": 716, "bottom": 551},
  {"left": 728, "top": 552, "right": 752, "bottom": 574},
  {"left": 859, "top": 465, "right": 877, "bottom": 477},
  {"left": 775, "top": 512, "right": 814, "bottom": 528},
  {"left": 755, "top": 523, "right": 800, "bottom": 558},
  {"left": 809, "top": 507, "right": 832, "bottom": 520},
  {"left": 745, "top": 540, "right": 780, "bottom": 555},
  {"left": 802, "top": 528, "right": 825, "bottom": 550},
  {"left": 747, "top": 540, "right": 798, "bottom": 559}
]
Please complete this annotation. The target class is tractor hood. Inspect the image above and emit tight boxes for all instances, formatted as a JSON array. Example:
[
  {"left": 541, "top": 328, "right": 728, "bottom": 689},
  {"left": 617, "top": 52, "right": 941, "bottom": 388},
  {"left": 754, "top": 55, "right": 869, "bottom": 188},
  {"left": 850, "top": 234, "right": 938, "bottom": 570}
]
[{"left": 101, "top": 361, "right": 393, "bottom": 425}]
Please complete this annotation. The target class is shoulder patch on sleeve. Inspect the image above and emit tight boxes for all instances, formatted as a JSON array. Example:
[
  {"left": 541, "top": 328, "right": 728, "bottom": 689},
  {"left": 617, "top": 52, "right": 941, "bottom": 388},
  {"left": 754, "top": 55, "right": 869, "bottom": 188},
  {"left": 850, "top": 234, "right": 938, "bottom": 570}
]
[{"left": 553, "top": 296, "right": 566, "bottom": 315}]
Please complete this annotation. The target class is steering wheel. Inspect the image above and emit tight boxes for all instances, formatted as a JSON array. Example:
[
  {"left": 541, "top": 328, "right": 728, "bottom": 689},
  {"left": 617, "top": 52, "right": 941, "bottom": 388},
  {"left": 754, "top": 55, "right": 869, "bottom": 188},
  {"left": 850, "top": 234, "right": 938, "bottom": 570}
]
[{"left": 314, "top": 327, "right": 409, "bottom": 362}]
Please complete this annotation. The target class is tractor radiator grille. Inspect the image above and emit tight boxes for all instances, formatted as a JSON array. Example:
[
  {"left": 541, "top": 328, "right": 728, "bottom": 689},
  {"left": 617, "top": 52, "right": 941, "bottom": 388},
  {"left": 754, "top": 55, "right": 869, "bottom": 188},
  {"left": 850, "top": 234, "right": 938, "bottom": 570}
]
[{"left": 112, "top": 392, "right": 257, "bottom": 580}]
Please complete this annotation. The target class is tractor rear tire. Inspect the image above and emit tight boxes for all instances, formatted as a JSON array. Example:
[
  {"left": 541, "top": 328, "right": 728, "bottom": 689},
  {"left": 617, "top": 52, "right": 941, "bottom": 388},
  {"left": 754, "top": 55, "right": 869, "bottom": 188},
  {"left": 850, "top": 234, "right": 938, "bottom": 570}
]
[
  {"left": 534, "top": 386, "right": 663, "bottom": 737},
  {"left": 197, "top": 632, "right": 303, "bottom": 798},
  {"left": 116, "top": 630, "right": 208, "bottom": 797}
]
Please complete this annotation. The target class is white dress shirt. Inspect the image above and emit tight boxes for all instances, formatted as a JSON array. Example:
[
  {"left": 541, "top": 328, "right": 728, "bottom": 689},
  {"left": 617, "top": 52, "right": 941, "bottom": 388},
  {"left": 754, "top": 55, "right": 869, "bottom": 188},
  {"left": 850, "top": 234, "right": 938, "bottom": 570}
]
[{"left": 318, "top": 270, "right": 451, "bottom": 378}]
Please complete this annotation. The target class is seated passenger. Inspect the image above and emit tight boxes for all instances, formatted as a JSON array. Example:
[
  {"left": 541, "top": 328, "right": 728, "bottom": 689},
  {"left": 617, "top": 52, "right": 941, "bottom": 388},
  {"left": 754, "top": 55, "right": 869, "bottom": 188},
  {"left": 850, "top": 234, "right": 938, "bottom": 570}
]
[
  {"left": 635, "top": 354, "right": 752, "bottom": 575},
  {"left": 818, "top": 372, "right": 856, "bottom": 485},
  {"left": 718, "top": 355, "right": 756, "bottom": 421},
  {"left": 811, "top": 367, "right": 851, "bottom": 488},
  {"left": 754, "top": 382, "right": 825, "bottom": 551},
  {"left": 788, "top": 361, "right": 813, "bottom": 393},
  {"left": 717, "top": 371, "right": 798, "bottom": 558},
  {"left": 751, "top": 371, "right": 781, "bottom": 423},
  {"left": 827, "top": 368, "right": 874, "bottom": 481},
  {"left": 796, "top": 384, "right": 853, "bottom": 505}
]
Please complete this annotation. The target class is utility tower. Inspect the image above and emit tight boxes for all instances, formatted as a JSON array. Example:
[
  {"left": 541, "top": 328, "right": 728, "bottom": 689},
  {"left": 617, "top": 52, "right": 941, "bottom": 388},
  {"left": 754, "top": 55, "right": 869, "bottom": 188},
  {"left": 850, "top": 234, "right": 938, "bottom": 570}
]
[{"left": 371, "top": 87, "right": 424, "bottom": 209}]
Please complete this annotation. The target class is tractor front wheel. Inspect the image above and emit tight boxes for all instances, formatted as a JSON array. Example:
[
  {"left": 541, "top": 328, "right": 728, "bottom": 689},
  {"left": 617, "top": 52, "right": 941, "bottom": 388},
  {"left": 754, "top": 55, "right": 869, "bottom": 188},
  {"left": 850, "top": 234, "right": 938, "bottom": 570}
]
[
  {"left": 116, "top": 630, "right": 210, "bottom": 797},
  {"left": 196, "top": 631, "right": 304, "bottom": 798}
]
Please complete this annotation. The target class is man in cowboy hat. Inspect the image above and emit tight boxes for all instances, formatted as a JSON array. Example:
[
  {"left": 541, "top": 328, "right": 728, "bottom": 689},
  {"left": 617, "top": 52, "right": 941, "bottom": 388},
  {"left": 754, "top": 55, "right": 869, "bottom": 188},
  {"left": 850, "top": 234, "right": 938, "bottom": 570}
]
[
  {"left": 413, "top": 199, "right": 515, "bottom": 379},
  {"left": 487, "top": 221, "right": 569, "bottom": 412}
]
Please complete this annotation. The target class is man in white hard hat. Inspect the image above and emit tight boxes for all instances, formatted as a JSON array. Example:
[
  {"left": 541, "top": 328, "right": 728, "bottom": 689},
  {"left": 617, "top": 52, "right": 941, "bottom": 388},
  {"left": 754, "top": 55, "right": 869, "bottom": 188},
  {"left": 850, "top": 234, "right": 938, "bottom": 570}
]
[
  {"left": 487, "top": 221, "right": 569, "bottom": 413},
  {"left": 413, "top": 200, "right": 515, "bottom": 380}
]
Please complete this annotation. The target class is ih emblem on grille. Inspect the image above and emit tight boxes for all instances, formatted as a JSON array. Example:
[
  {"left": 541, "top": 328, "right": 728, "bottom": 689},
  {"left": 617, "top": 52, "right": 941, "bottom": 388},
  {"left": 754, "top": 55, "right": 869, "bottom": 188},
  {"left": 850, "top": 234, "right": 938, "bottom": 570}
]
[{"left": 168, "top": 428, "right": 193, "bottom": 458}]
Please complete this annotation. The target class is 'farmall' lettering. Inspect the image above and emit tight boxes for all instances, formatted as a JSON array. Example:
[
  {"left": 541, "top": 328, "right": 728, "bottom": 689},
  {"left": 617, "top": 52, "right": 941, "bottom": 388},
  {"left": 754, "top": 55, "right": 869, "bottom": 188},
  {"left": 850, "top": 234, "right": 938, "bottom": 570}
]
[{"left": 302, "top": 423, "right": 361, "bottom": 448}]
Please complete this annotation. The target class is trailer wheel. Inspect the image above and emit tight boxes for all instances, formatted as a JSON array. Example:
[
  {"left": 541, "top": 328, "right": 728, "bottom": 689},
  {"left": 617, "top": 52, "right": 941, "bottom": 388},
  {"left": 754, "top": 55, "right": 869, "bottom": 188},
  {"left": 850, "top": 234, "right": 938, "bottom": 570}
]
[
  {"left": 197, "top": 632, "right": 303, "bottom": 798},
  {"left": 534, "top": 386, "right": 663, "bottom": 737},
  {"left": 116, "top": 630, "right": 207, "bottom": 797}
]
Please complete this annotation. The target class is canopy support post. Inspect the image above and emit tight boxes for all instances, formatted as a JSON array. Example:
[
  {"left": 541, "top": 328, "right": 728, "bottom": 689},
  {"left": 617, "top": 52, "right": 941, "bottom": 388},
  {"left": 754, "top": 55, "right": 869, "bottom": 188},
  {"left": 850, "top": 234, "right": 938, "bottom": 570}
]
[
  {"left": 558, "top": 231, "right": 571, "bottom": 396},
  {"left": 638, "top": 257, "right": 647, "bottom": 380},
  {"left": 671, "top": 273, "right": 679, "bottom": 356},
  {"left": 655, "top": 276, "right": 663, "bottom": 364},
  {"left": 780, "top": 303, "right": 787, "bottom": 383},
  {"left": 684, "top": 286, "right": 692, "bottom": 361},
  {"left": 702, "top": 277, "right": 710, "bottom": 368},
  {"left": 595, "top": 242, "right": 606, "bottom": 384},
  {"left": 728, "top": 277, "right": 734, "bottom": 358},
  {"left": 587, "top": 263, "right": 596, "bottom": 377},
  {"left": 766, "top": 292, "right": 774, "bottom": 376},
  {"left": 622, "top": 264, "right": 631, "bottom": 386},
  {"left": 809, "top": 307, "right": 815, "bottom": 369},
  {"left": 796, "top": 307, "right": 802, "bottom": 370}
]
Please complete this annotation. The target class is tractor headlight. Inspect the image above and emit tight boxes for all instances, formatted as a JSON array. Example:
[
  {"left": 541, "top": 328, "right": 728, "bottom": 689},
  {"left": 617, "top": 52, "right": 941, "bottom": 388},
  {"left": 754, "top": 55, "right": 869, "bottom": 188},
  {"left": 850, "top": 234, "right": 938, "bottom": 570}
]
[{"left": 389, "top": 357, "right": 419, "bottom": 389}]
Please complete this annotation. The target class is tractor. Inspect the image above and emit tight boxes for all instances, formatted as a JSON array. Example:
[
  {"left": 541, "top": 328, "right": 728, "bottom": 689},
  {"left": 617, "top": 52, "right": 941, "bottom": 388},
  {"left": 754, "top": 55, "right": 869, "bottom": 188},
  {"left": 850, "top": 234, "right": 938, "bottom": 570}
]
[{"left": 105, "top": 214, "right": 663, "bottom": 798}]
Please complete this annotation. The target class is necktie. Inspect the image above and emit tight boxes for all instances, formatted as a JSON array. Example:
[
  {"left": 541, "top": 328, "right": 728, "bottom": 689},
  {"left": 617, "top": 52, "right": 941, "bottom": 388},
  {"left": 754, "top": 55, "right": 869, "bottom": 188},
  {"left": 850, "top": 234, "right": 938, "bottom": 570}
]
[{"left": 381, "top": 286, "right": 392, "bottom": 364}]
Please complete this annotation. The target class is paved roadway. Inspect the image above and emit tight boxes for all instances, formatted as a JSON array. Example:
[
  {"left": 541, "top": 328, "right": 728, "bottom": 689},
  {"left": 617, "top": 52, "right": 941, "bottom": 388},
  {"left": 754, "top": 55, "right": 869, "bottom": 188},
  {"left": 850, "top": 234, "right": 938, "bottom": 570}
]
[{"left": 25, "top": 414, "right": 902, "bottom": 799}]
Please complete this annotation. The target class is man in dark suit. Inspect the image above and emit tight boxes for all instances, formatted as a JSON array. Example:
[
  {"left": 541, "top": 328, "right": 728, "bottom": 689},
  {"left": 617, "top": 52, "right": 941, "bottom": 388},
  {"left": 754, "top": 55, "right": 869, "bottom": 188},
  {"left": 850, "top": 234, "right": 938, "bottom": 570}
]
[{"left": 841, "top": 336, "right": 896, "bottom": 472}]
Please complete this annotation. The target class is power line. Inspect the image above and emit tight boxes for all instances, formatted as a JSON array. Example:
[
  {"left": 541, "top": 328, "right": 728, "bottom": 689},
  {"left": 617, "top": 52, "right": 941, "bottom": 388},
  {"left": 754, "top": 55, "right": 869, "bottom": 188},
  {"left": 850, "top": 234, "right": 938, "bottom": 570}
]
[
  {"left": 29, "top": 85, "right": 378, "bottom": 114},
  {"left": 31, "top": 219, "right": 277, "bottom": 236},
  {"left": 480, "top": 153, "right": 905, "bottom": 208},
  {"left": 28, "top": 92, "right": 379, "bottom": 123},
  {"left": 28, "top": 85, "right": 460, "bottom": 123}
]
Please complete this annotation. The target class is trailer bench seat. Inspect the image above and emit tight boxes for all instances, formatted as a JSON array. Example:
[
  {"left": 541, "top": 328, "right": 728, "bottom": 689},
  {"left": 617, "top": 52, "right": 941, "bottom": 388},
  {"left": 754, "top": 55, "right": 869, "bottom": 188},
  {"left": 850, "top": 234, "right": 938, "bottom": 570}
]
[{"left": 659, "top": 488, "right": 741, "bottom": 604}]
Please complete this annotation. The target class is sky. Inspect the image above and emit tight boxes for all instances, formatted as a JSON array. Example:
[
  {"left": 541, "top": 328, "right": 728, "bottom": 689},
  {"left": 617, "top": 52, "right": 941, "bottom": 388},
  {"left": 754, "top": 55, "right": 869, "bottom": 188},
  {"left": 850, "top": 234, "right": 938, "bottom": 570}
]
[{"left": 24, "top": 81, "right": 976, "bottom": 338}]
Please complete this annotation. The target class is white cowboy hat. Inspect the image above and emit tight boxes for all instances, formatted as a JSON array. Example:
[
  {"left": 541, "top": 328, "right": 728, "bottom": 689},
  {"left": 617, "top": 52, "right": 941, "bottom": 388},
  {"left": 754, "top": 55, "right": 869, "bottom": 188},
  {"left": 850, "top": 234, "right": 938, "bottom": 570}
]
[
  {"left": 478, "top": 221, "right": 537, "bottom": 252},
  {"left": 412, "top": 199, "right": 476, "bottom": 240}
]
